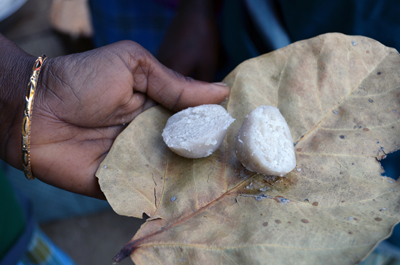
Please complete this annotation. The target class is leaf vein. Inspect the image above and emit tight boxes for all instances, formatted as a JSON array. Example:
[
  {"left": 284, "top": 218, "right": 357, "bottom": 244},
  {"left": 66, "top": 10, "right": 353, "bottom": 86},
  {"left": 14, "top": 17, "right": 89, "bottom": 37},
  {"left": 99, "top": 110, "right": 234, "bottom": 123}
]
[
  {"left": 221, "top": 251, "right": 240, "bottom": 265},
  {"left": 137, "top": 248, "right": 163, "bottom": 265},
  {"left": 261, "top": 246, "right": 279, "bottom": 264},
  {"left": 117, "top": 168, "right": 156, "bottom": 210},
  {"left": 133, "top": 148, "right": 165, "bottom": 176},
  {"left": 296, "top": 152, "right": 374, "bottom": 158},
  {"left": 276, "top": 52, "right": 291, "bottom": 107},
  {"left": 349, "top": 86, "right": 400, "bottom": 98},
  {"left": 322, "top": 188, "right": 399, "bottom": 209},
  {"left": 314, "top": 37, "right": 325, "bottom": 116},
  {"left": 295, "top": 52, "right": 391, "bottom": 144},
  {"left": 152, "top": 151, "right": 170, "bottom": 217},
  {"left": 138, "top": 242, "right": 373, "bottom": 251},
  {"left": 192, "top": 159, "right": 199, "bottom": 210}
]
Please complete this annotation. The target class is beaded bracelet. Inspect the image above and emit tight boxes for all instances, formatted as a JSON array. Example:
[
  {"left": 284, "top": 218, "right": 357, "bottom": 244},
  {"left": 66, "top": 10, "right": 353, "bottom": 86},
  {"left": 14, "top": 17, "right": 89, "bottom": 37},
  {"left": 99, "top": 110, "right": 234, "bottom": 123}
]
[{"left": 22, "top": 55, "right": 47, "bottom": 180}]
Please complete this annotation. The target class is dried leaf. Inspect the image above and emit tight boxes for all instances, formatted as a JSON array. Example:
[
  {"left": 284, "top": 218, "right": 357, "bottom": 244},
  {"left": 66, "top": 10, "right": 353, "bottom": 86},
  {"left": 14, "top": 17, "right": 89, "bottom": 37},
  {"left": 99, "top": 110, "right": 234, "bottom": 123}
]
[{"left": 96, "top": 33, "right": 400, "bottom": 265}]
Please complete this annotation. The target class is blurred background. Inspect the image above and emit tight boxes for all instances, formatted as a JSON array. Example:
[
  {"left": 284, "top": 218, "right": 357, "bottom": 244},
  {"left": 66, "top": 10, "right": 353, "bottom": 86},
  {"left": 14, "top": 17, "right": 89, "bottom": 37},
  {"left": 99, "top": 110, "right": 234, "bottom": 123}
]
[{"left": 1, "top": 0, "right": 400, "bottom": 264}]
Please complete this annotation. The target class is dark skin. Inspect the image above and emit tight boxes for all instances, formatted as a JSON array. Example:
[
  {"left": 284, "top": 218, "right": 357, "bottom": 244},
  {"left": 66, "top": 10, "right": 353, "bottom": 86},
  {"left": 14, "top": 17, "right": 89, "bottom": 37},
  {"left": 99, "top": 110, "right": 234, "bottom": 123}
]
[
  {"left": 0, "top": 34, "right": 229, "bottom": 199},
  {"left": 157, "top": 0, "right": 221, "bottom": 82}
]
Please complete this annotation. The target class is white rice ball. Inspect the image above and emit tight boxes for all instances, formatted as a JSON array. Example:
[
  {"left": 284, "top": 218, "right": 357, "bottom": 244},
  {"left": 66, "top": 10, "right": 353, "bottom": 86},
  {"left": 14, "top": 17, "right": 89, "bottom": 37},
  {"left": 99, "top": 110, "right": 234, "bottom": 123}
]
[
  {"left": 236, "top": 105, "right": 296, "bottom": 176},
  {"left": 162, "top": 104, "right": 235, "bottom": 158}
]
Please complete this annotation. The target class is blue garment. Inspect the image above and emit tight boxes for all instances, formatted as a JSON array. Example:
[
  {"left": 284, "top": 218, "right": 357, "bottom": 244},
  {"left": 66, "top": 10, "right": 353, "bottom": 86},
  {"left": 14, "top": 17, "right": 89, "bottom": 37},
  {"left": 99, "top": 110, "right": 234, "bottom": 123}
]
[
  {"left": 4, "top": 163, "right": 110, "bottom": 224},
  {"left": 277, "top": 0, "right": 400, "bottom": 51},
  {"left": 89, "top": 0, "right": 176, "bottom": 55},
  {"left": 88, "top": 0, "right": 400, "bottom": 72},
  {"left": 220, "top": 0, "right": 400, "bottom": 74}
]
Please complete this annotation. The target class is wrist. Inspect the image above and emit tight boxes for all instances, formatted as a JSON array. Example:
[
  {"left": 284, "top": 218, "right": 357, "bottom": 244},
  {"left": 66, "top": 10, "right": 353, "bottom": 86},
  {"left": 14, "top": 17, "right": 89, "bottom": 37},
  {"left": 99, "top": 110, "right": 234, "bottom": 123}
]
[{"left": 0, "top": 34, "right": 36, "bottom": 169}]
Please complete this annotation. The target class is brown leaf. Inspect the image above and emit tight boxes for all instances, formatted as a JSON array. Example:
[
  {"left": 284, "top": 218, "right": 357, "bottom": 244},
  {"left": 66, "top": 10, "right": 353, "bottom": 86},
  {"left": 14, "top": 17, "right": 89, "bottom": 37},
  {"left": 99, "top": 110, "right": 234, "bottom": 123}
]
[{"left": 96, "top": 33, "right": 400, "bottom": 265}]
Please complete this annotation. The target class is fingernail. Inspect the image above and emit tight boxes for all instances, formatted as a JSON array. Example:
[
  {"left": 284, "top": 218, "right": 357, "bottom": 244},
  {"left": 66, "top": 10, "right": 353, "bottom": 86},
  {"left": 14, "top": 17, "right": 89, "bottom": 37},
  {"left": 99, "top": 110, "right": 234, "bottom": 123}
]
[
  {"left": 212, "top": 82, "right": 228, "bottom": 86},
  {"left": 220, "top": 97, "right": 229, "bottom": 105}
]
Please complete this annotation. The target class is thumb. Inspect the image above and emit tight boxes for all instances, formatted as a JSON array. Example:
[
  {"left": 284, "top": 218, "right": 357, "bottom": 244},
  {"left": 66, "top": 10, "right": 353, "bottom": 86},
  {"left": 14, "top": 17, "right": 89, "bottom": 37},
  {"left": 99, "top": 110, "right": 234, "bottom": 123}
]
[{"left": 142, "top": 55, "right": 230, "bottom": 111}]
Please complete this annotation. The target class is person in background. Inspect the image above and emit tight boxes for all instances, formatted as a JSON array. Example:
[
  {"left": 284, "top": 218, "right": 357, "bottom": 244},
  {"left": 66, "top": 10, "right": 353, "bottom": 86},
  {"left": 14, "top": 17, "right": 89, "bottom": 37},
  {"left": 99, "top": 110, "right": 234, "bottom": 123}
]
[{"left": 89, "top": 0, "right": 400, "bottom": 83}]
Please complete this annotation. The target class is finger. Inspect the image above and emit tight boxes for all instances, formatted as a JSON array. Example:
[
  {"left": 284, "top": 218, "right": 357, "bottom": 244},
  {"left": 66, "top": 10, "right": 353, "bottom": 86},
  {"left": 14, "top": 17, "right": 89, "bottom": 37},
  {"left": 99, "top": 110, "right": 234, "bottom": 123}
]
[
  {"left": 121, "top": 41, "right": 229, "bottom": 111},
  {"left": 127, "top": 45, "right": 229, "bottom": 111},
  {"left": 111, "top": 93, "right": 157, "bottom": 125},
  {"left": 148, "top": 63, "right": 229, "bottom": 111},
  {"left": 121, "top": 97, "right": 157, "bottom": 123}
]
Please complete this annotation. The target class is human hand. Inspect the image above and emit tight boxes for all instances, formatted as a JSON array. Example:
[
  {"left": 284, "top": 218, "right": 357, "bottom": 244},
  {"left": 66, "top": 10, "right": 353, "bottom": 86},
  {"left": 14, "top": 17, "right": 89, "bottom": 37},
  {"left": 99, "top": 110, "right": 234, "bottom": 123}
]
[
  {"left": 157, "top": 0, "right": 221, "bottom": 82},
  {"left": 16, "top": 41, "right": 228, "bottom": 198}
]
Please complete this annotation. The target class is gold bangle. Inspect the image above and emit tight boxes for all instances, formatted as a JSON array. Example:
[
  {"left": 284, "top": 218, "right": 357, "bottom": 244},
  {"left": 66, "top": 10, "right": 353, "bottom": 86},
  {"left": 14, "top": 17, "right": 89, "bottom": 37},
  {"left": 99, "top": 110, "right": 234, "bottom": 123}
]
[{"left": 22, "top": 55, "right": 47, "bottom": 180}]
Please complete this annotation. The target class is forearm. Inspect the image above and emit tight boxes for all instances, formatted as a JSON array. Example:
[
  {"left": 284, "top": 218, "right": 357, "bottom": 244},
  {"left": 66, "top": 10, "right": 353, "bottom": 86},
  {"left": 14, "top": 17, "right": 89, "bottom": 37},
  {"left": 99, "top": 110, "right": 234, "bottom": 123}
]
[
  {"left": 0, "top": 33, "right": 36, "bottom": 169},
  {"left": 157, "top": 0, "right": 223, "bottom": 81},
  {"left": 176, "top": 0, "right": 222, "bottom": 17}
]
